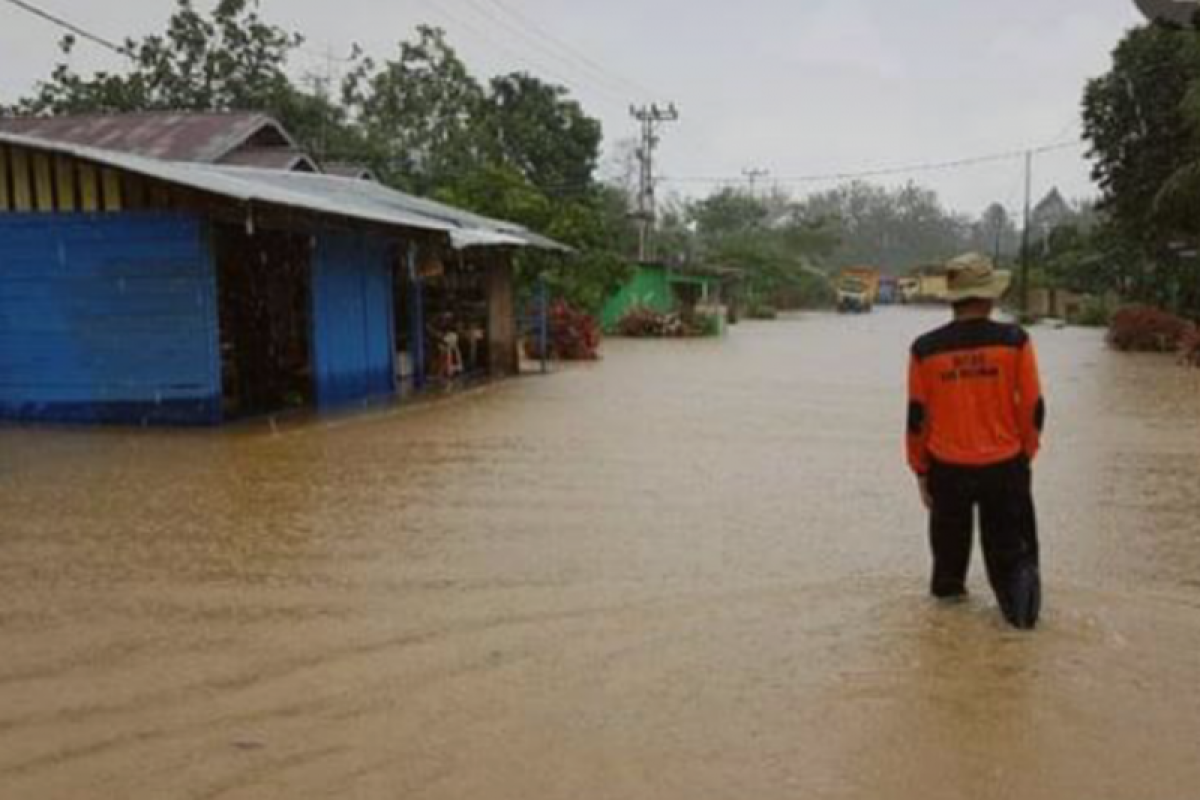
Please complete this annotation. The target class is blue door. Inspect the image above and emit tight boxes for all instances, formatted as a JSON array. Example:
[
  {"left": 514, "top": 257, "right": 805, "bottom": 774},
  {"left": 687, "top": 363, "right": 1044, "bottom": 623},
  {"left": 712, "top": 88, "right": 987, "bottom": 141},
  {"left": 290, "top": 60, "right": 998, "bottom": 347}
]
[{"left": 311, "top": 231, "right": 396, "bottom": 410}]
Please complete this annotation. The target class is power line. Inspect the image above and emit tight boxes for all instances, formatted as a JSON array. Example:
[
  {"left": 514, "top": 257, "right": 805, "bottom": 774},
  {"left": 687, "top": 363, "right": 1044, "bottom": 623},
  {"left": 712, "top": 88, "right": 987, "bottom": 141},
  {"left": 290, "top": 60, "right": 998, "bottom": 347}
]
[
  {"left": 660, "top": 140, "right": 1086, "bottom": 186},
  {"left": 1, "top": 0, "right": 129, "bottom": 56},
  {"left": 474, "top": 0, "right": 659, "bottom": 100},
  {"left": 406, "top": 0, "right": 632, "bottom": 114},
  {"left": 456, "top": 0, "right": 637, "bottom": 102}
]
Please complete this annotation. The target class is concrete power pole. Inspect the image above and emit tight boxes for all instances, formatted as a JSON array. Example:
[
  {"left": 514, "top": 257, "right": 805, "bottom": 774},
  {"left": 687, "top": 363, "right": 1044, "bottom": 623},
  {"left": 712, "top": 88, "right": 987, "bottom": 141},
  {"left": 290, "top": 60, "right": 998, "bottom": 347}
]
[
  {"left": 630, "top": 103, "right": 679, "bottom": 262},
  {"left": 1019, "top": 150, "right": 1034, "bottom": 317},
  {"left": 743, "top": 168, "right": 770, "bottom": 198}
]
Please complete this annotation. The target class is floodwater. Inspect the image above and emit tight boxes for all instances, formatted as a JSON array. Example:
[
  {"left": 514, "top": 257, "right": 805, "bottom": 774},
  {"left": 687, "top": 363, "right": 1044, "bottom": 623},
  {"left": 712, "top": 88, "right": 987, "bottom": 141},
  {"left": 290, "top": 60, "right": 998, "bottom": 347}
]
[{"left": 1, "top": 308, "right": 1199, "bottom": 800}]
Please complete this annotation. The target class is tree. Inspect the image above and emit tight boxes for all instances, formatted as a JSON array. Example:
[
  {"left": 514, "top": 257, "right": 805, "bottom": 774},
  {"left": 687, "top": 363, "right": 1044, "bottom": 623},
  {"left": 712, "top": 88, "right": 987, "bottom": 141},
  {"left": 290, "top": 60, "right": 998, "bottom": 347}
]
[
  {"left": 797, "top": 181, "right": 972, "bottom": 272},
  {"left": 11, "top": 0, "right": 301, "bottom": 117},
  {"left": 1083, "top": 22, "right": 1200, "bottom": 314},
  {"left": 971, "top": 203, "right": 1020, "bottom": 261},
  {"left": 480, "top": 73, "right": 602, "bottom": 199},
  {"left": 342, "top": 25, "right": 487, "bottom": 193},
  {"left": 687, "top": 188, "right": 839, "bottom": 309}
]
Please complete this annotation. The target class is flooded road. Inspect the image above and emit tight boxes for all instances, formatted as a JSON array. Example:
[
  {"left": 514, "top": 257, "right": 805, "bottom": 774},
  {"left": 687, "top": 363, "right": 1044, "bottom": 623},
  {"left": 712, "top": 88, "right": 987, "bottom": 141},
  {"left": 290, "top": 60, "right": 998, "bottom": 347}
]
[{"left": 1, "top": 307, "right": 1199, "bottom": 800}]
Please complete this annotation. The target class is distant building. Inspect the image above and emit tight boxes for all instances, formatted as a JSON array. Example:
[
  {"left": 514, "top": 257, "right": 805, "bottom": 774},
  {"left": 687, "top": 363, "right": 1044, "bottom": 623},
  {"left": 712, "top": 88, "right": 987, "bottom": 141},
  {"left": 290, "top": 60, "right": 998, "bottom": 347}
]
[
  {"left": 1032, "top": 188, "right": 1072, "bottom": 239},
  {"left": 600, "top": 262, "right": 739, "bottom": 334}
]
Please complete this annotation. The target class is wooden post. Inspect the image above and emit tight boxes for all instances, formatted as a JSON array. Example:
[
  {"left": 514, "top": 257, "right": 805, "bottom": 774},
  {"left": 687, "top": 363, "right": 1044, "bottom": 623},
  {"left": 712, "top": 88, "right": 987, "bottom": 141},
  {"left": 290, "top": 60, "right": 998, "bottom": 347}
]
[{"left": 486, "top": 256, "right": 519, "bottom": 377}]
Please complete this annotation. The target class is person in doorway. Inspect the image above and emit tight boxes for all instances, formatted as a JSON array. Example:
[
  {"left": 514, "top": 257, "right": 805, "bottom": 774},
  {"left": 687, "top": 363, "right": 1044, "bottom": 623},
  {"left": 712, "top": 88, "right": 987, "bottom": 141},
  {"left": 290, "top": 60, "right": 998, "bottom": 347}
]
[{"left": 906, "top": 253, "right": 1045, "bottom": 630}]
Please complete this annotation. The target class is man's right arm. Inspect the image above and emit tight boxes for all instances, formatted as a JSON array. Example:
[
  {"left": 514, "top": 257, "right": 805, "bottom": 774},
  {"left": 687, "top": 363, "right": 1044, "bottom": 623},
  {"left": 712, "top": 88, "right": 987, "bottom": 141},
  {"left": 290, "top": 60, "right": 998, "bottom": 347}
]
[{"left": 907, "top": 353, "right": 932, "bottom": 477}]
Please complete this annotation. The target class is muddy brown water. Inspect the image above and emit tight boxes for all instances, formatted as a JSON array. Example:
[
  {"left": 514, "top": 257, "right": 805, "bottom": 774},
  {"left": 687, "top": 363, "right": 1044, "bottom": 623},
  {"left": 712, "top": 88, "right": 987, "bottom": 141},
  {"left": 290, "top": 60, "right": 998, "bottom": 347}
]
[{"left": 1, "top": 308, "right": 1199, "bottom": 800}]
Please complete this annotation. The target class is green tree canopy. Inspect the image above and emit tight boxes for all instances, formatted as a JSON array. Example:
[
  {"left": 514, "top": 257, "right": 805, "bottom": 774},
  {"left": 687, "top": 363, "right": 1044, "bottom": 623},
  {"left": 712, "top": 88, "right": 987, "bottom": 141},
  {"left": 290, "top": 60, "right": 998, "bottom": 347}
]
[{"left": 1083, "top": 21, "right": 1200, "bottom": 314}]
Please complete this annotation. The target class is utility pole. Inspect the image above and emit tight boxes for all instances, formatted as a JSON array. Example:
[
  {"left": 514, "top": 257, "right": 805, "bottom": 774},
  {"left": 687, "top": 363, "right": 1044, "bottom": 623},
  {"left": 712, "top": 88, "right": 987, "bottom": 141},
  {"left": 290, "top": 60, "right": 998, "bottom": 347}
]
[
  {"left": 630, "top": 103, "right": 679, "bottom": 262},
  {"left": 1019, "top": 150, "right": 1034, "bottom": 317},
  {"left": 743, "top": 167, "right": 770, "bottom": 198}
]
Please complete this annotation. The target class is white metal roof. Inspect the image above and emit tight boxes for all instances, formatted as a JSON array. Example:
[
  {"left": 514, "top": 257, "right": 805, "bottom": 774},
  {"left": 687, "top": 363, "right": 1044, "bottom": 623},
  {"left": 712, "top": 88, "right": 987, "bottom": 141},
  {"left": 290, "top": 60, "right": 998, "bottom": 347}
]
[{"left": 0, "top": 131, "right": 568, "bottom": 252}]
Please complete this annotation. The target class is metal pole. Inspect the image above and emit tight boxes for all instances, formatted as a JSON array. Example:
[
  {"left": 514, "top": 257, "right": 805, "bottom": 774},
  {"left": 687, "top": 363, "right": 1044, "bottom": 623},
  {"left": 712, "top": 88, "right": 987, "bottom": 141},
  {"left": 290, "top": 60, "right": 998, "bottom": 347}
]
[
  {"left": 407, "top": 243, "right": 426, "bottom": 390},
  {"left": 1020, "top": 150, "right": 1034, "bottom": 317},
  {"left": 538, "top": 276, "right": 550, "bottom": 375}
]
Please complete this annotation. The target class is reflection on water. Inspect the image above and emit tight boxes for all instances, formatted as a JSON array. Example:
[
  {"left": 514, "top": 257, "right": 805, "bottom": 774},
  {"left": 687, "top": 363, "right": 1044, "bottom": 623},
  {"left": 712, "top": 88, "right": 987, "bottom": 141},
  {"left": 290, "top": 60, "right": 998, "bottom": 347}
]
[{"left": 0, "top": 309, "right": 1198, "bottom": 799}]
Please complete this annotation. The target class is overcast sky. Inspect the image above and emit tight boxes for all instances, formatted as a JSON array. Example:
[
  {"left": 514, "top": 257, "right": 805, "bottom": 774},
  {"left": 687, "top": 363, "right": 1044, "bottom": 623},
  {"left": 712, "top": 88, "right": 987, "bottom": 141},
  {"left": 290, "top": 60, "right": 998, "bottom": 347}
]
[{"left": 0, "top": 0, "right": 1146, "bottom": 216}]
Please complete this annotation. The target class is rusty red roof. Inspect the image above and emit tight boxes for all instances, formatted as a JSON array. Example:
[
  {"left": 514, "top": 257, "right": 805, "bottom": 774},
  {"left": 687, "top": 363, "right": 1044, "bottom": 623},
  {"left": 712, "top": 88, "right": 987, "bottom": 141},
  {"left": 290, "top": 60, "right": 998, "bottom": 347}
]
[{"left": 0, "top": 111, "right": 297, "bottom": 164}]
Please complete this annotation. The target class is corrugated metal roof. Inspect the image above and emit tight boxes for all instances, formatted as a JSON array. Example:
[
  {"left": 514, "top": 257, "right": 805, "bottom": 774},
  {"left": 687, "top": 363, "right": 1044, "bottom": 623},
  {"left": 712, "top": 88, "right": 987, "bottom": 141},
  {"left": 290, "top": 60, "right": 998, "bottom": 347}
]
[
  {"left": 0, "top": 111, "right": 290, "bottom": 163},
  {"left": 219, "top": 168, "right": 569, "bottom": 251},
  {"left": 219, "top": 148, "right": 320, "bottom": 172},
  {"left": 0, "top": 131, "right": 568, "bottom": 252},
  {"left": 323, "top": 162, "right": 377, "bottom": 181}
]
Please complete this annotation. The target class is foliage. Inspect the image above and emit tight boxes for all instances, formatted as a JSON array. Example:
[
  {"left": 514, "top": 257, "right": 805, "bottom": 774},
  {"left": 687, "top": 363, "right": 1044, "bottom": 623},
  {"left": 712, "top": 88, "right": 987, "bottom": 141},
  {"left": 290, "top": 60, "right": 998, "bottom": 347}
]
[
  {"left": 797, "top": 182, "right": 972, "bottom": 273},
  {"left": 525, "top": 300, "right": 602, "bottom": 361},
  {"left": 680, "top": 188, "right": 839, "bottom": 310},
  {"left": 1107, "top": 305, "right": 1192, "bottom": 352},
  {"left": 1070, "top": 296, "right": 1116, "bottom": 328},
  {"left": 342, "top": 25, "right": 486, "bottom": 194},
  {"left": 9, "top": 0, "right": 302, "bottom": 120},
  {"left": 1083, "top": 22, "right": 1200, "bottom": 316},
  {"left": 1179, "top": 324, "right": 1200, "bottom": 366}
]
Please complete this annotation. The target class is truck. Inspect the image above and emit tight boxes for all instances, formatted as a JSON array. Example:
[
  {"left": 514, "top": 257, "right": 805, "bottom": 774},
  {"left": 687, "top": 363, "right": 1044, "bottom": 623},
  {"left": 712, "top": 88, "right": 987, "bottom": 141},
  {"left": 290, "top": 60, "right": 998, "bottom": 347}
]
[{"left": 836, "top": 267, "right": 881, "bottom": 313}]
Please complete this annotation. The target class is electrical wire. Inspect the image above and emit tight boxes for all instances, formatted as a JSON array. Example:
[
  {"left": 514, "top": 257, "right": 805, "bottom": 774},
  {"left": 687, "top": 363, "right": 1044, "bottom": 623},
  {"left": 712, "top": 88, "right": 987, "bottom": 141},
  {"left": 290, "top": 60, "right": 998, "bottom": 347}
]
[
  {"left": 474, "top": 0, "right": 659, "bottom": 100},
  {"left": 660, "top": 140, "right": 1086, "bottom": 187},
  {"left": 0, "top": 0, "right": 129, "bottom": 56}
]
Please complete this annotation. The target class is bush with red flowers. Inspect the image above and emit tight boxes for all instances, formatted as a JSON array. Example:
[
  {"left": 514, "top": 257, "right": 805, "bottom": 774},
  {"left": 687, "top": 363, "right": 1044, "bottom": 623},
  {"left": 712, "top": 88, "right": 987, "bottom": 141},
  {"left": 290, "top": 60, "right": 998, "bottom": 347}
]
[
  {"left": 1107, "top": 305, "right": 1192, "bottom": 353},
  {"left": 525, "top": 300, "right": 602, "bottom": 361}
]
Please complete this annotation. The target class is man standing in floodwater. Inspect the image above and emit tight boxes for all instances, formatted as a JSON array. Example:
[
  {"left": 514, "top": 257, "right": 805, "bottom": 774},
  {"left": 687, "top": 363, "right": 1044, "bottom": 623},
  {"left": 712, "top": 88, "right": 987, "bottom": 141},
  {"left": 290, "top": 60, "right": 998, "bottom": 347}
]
[{"left": 906, "top": 253, "right": 1045, "bottom": 629}]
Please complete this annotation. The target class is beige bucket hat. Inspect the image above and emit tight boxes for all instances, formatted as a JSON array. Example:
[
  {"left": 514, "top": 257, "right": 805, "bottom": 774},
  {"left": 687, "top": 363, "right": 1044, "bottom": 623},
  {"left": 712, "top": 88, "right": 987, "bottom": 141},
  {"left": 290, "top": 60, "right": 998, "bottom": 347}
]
[{"left": 945, "top": 252, "right": 1012, "bottom": 302}]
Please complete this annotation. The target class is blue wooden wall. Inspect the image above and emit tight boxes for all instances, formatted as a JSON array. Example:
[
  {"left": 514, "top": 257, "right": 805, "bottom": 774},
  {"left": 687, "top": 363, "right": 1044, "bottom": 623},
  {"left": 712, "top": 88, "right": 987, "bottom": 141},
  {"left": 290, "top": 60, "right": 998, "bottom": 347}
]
[
  {"left": 311, "top": 231, "right": 396, "bottom": 410},
  {"left": 0, "top": 214, "right": 221, "bottom": 425}
]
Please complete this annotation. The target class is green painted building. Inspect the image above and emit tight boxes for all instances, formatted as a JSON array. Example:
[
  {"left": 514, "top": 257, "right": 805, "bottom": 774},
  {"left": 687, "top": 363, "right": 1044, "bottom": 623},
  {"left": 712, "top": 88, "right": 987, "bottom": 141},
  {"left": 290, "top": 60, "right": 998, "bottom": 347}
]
[{"left": 601, "top": 262, "right": 740, "bottom": 333}]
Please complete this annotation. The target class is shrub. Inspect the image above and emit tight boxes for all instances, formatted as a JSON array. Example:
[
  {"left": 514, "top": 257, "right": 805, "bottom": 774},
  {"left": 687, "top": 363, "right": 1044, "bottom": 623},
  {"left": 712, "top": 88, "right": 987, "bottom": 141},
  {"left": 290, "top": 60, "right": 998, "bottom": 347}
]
[
  {"left": 615, "top": 305, "right": 717, "bottom": 338},
  {"left": 1181, "top": 324, "right": 1200, "bottom": 367},
  {"left": 617, "top": 305, "right": 677, "bottom": 338},
  {"left": 1070, "top": 296, "right": 1114, "bottom": 328},
  {"left": 745, "top": 303, "right": 779, "bottom": 320},
  {"left": 1107, "top": 305, "right": 1191, "bottom": 353},
  {"left": 693, "top": 311, "right": 722, "bottom": 337},
  {"left": 525, "top": 300, "right": 602, "bottom": 360}
]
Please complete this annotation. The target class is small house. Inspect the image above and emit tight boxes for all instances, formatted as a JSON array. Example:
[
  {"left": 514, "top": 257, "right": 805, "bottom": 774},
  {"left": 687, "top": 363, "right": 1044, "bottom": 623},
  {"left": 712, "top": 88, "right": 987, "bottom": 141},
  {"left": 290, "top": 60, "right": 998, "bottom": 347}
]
[
  {"left": 0, "top": 128, "right": 562, "bottom": 426},
  {"left": 600, "top": 262, "right": 738, "bottom": 333}
]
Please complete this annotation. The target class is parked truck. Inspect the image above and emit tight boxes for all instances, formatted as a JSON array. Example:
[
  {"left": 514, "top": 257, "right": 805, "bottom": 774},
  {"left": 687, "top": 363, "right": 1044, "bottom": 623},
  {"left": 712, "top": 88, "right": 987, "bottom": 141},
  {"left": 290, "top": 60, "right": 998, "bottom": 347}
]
[{"left": 836, "top": 267, "right": 881, "bottom": 313}]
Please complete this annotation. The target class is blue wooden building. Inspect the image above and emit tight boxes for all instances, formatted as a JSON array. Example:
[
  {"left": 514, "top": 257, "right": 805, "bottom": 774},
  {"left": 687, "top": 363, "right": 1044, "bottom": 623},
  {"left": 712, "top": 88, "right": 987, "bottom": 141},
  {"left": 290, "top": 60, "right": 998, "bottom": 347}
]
[{"left": 0, "top": 131, "right": 559, "bottom": 425}]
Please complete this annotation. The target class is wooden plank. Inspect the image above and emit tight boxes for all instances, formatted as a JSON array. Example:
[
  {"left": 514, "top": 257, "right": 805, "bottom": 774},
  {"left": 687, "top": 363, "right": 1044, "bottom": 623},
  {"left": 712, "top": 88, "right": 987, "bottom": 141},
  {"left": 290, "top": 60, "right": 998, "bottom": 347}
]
[
  {"left": 79, "top": 164, "right": 100, "bottom": 212},
  {"left": 101, "top": 168, "right": 123, "bottom": 211},
  {"left": 10, "top": 148, "right": 33, "bottom": 212},
  {"left": 122, "top": 174, "right": 146, "bottom": 210},
  {"left": 55, "top": 156, "right": 77, "bottom": 213},
  {"left": 0, "top": 146, "right": 10, "bottom": 211},
  {"left": 32, "top": 153, "right": 54, "bottom": 212}
]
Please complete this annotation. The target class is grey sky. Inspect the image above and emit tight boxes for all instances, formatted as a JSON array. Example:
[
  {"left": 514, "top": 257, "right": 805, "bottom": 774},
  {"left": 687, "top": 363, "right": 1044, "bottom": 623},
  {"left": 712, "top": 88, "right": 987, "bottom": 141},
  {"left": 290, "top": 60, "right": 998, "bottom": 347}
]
[{"left": 0, "top": 0, "right": 1145, "bottom": 216}]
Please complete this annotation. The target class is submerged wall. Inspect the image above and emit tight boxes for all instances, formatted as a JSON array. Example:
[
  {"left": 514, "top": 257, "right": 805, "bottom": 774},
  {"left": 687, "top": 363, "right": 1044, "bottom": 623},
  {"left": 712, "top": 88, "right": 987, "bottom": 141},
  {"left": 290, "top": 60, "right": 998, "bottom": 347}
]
[{"left": 0, "top": 213, "right": 221, "bottom": 425}]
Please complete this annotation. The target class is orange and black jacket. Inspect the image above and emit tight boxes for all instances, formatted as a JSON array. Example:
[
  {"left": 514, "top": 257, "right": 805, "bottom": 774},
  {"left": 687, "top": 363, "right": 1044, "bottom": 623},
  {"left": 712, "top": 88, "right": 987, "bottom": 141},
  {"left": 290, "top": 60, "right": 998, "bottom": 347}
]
[{"left": 907, "top": 319, "right": 1045, "bottom": 475}]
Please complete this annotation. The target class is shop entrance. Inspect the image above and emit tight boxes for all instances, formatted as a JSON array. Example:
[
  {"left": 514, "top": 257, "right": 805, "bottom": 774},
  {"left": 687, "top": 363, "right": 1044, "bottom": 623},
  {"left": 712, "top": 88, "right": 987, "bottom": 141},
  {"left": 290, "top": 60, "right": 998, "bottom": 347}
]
[{"left": 214, "top": 225, "right": 315, "bottom": 418}]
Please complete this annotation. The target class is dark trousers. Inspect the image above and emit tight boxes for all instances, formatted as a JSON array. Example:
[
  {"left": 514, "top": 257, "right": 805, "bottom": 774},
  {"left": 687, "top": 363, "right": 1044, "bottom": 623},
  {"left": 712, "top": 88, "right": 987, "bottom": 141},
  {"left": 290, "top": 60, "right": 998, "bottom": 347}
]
[{"left": 927, "top": 456, "right": 1041, "bottom": 625}]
